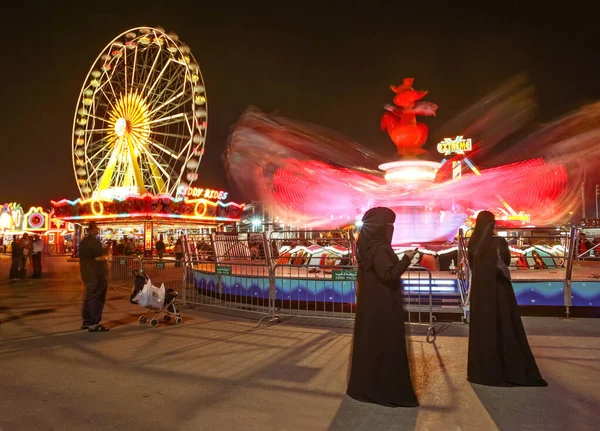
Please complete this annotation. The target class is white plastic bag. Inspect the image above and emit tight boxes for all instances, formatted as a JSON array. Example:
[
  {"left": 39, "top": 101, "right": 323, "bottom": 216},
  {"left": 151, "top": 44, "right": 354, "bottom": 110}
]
[{"left": 135, "top": 277, "right": 166, "bottom": 310}]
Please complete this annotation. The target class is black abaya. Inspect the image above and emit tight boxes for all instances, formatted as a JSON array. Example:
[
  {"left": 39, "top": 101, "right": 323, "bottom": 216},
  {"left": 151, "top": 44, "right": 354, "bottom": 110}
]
[
  {"left": 347, "top": 242, "right": 418, "bottom": 407},
  {"left": 468, "top": 235, "right": 548, "bottom": 387}
]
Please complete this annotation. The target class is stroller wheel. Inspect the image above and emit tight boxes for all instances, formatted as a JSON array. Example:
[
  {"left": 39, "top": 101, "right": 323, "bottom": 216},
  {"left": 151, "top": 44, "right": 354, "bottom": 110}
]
[
  {"left": 175, "top": 316, "right": 183, "bottom": 325},
  {"left": 163, "top": 315, "right": 171, "bottom": 323},
  {"left": 150, "top": 318, "right": 159, "bottom": 328},
  {"left": 139, "top": 316, "right": 147, "bottom": 324}
]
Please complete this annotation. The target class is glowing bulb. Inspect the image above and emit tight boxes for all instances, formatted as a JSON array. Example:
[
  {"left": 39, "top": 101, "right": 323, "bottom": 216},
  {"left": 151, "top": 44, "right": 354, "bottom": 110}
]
[{"left": 115, "top": 118, "right": 127, "bottom": 137}]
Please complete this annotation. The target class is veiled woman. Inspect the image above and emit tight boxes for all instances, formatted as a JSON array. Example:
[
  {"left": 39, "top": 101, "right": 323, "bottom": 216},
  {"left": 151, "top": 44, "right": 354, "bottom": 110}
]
[
  {"left": 347, "top": 207, "right": 419, "bottom": 407},
  {"left": 467, "top": 211, "right": 548, "bottom": 387}
]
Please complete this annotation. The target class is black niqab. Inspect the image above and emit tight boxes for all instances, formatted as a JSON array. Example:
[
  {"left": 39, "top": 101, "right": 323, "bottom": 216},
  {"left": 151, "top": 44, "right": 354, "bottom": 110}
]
[
  {"left": 347, "top": 207, "right": 418, "bottom": 407},
  {"left": 467, "top": 211, "right": 548, "bottom": 387}
]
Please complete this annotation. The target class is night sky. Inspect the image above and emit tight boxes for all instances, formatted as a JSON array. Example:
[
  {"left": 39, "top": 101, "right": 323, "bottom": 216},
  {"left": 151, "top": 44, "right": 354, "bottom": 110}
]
[{"left": 1, "top": 2, "right": 598, "bottom": 210}]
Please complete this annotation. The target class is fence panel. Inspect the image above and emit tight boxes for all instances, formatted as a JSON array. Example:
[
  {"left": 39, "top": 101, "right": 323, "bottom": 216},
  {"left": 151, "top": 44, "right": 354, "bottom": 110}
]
[
  {"left": 184, "top": 260, "right": 273, "bottom": 321},
  {"left": 272, "top": 263, "right": 358, "bottom": 320},
  {"left": 108, "top": 256, "right": 185, "bottom": 296},
  {"left": 108, "top": 256, "right": 142, "bottom": 290}
]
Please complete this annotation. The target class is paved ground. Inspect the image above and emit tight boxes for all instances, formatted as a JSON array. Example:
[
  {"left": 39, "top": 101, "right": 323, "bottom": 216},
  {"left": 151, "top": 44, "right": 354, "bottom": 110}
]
[{"left": 1, "top": 256, "right": 599, "bottom": 431}]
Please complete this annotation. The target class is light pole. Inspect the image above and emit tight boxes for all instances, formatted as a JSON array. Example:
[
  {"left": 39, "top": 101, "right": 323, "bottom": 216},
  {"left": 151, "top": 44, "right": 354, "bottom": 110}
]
[{"left": 596, "top": 184, "right": 600, "bottom": 220}]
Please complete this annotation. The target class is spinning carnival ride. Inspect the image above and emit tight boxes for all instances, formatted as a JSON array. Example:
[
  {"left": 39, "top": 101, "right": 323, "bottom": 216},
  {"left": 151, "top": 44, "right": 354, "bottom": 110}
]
[
  {"left": 72, "top": 27, "right": 207, "bottom": 200},
  {"left": 226, "top": 78, "right": 583, "bottom": 245}
]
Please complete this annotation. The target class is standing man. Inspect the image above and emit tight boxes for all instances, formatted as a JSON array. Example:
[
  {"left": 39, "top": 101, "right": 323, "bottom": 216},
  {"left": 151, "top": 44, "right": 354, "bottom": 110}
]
[
  {"left": 31, "top": 235, "right": 44, "bottom": 278},
  {"left": 79, "top": 222, "right": 110, "bottom": 332},
  {"left": 155, "top": 235, "right": 166, "bottom": 261}
]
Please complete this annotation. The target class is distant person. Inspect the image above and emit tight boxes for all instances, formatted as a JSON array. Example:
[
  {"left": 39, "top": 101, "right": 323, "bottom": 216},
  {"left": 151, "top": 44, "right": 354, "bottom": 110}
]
[
  {"left": 19, "top": 233, "right": 32, "bottom": 278},
  {"left": 10, "top": 236, "right": 22, "bottom": 280},
  {"left": 125, "top": 238, "right": 135, "bottom": 256},
  {"left": 155, "top": 235, "right": 166, "bottom": 261},
  {"left": 347, "top": 207, "right": 420, "bottom": 407},
  {"left": 467, "top": 211, "right": 547, "bottom": 387},
  {"left": 174, "top": 238, "right": 184, "bottom": 267},
  {"left": 79, "top": 222, "right": 109, "bottom": 332},
  {"left": 31, "top": 234, "right": 44, "bottom": 278}
]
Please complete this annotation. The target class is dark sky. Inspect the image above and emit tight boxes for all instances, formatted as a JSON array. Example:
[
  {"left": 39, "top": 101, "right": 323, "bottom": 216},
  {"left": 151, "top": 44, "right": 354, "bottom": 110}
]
[{"left": 1, "top": 1, "right": 598, "bottom": 209}]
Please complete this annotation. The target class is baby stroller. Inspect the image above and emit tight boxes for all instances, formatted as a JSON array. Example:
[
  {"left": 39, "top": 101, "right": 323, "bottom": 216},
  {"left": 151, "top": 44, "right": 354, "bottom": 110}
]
[{"left": 130, "top": 270, "right": 182, "bottom": 328}]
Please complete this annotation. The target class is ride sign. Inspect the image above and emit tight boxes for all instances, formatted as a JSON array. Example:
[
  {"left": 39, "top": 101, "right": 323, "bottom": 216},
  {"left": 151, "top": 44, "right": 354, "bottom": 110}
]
[
  {"left": 437, "top": 136, "right": 472, "bottom": 156},
  {"left": 176, "top": 185, "right": 228, "bottom": 201},
  {"left": 332, "top": 269, "right": 358, "bottom": 281},
  {"left": 216, "top": 265, "right": 232, "bottom": 275}
]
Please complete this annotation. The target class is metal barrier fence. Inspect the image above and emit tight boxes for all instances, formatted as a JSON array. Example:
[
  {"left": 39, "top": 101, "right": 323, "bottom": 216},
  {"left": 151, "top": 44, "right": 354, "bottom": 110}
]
[
  {"left": 109, "top": 225, "right": 590, "bottom": 330},
  {"left": 108, "top": 256, "right": 186, "bottom": 296},
  {"left": 184, "top": 260, "right": 272, "bottom": 321}
]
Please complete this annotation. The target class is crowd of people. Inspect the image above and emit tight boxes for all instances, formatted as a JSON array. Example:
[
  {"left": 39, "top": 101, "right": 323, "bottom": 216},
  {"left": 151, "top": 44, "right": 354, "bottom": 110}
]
[{"left": 7, "top": 233, "right": 44, "bottom": 280}]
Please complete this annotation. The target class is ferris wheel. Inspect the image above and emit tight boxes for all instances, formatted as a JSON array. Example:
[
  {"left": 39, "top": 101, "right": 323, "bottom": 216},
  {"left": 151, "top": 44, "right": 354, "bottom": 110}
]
[{"left": 72, "top": 26, "right": 207, "bottom": 199}]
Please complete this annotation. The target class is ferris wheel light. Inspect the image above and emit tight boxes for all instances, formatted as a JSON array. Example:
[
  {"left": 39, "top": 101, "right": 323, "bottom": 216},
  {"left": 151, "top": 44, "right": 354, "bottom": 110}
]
[
  {"left": 125, "top": 32, "right": 136, "bottom": 39},
  {"left": 194, "top": 84, "right": 205, "bottom": 93},
  {"left": 83, "top": 98, "right": 93, "bottom": 106},
  {"left": 91, "top": 70, "right": 101, "bottom": 78},
  {"left": 139, "top": 27, "right": 151, "bottom": 34},
  {"left": 84, "top": 89, "right": 93, "bottom": 96},
  {"left": 75, "top": 149, "right": 84, "bottom": 157},
  {"left": 75, "top": 129, "right": 84, "bottom": 136},
  {"left": 195, "top": 109, "right": 207, "bottom": 118},
  {"left": 168, "top": 32, "right": 179, "bottom": 41},
  {"left": 140, "top": 36, "right": 151, "bottom": 45},
  {"left": 180, "top": 45, "right": 190, "bottom": 53},
  {"left": 77, "top": 168, "right": 86, "bottom": 176}
]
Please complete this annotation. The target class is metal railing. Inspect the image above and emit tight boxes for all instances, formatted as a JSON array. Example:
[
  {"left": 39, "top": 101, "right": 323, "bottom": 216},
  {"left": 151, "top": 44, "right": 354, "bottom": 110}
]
[{"left": 109, "top": 226, "right": 590, "bottom": 329}]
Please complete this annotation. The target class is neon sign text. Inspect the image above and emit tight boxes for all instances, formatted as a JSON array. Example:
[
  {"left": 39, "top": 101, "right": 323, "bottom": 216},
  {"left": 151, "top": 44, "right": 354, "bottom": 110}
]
[
  {"left": 437, "top": 136, "right": 472, "bottom": 156},
  {"left": 176, "top": 185, "right": 228, "bottom": 200}
]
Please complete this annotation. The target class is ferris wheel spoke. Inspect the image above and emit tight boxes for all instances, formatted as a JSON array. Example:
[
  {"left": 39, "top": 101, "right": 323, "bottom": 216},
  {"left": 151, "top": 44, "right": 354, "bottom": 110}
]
[
  {"left": 130, "top": 45, "right": 139, "bottom": 88},
  {"left": 140, "top": 112, "right": 187, "bottom": 127},
  {"left": 150, "top": 130, "right": 192, "bottom": 140},
  {"left": 145, "top": 65, "right": 185, "bottom": 110},
  {"left": 84, "top": 128, "right": 114, "bottom": 134},
  {"left": 141, "top": 44, "right": 164, "bottom": 96},
  {"left": 137, "top": 144, "right": 173, "bottom": 184},
  {"left": 148, "top": 94, "right": 193, "bottom": 126},
  {"left": 146, "top": 58, "right": 174, "bottom": 99},
  {"left": 177, "top": 138, "right": 193, "bottom": 159},
  {"left": 146, "top": 137, "right": 180, "bottom": 159},
  {"left": 90, "top": 143, "right": 120, "bottom": 180},
  {"left": 147, "top": 90, "right": 185, "bottom": 117}
]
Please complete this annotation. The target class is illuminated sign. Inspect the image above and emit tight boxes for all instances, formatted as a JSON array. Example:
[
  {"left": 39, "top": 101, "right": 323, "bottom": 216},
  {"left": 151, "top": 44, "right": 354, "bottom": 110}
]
[
  {"left": 144, "top": 221, "right": 153, "bottom": 251},
  {"left": 176, "top": 185, "right": 228, "bottom": 200},
  {"left": 437, "top": 136, "right": 472, "bottom": 156},
  {"left": 24, "top": 207, "right": 49, "bottom": 231}
]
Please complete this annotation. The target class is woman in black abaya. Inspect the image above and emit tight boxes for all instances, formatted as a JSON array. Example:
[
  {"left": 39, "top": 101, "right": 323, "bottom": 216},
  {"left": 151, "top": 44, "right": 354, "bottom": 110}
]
[
  {"left": 468, "top": 211, "right": 548, "bottom": 387},
  {"left": 347, "top": 207, "right": 419, "bottom": 407}
]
